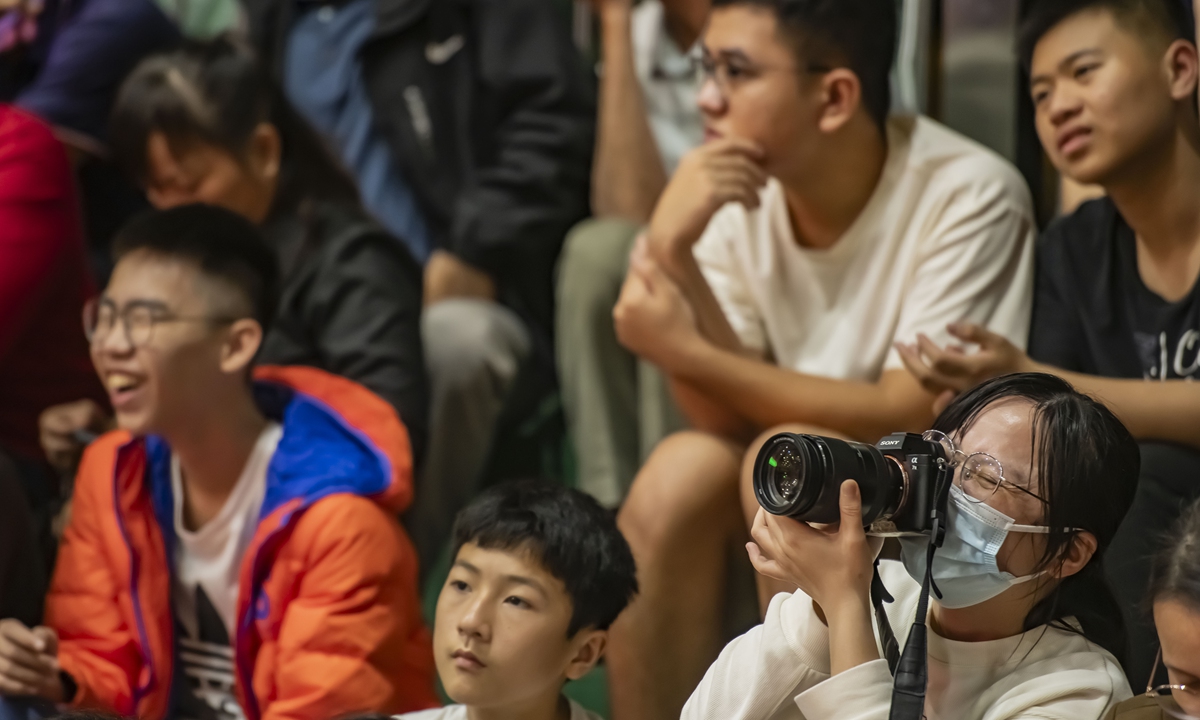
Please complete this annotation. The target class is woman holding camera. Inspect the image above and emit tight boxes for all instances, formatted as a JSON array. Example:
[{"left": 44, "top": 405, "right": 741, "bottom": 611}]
[
  {"left": 683, "top": 373, "right": 1137, "bottom": 720},
  {"left": 1105, "top": 500, "right": 1200, "bottom": 720}
]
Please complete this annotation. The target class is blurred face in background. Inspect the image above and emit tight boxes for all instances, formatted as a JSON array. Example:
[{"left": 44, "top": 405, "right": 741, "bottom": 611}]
[
  {"left": 89, "top": 253, "right": 252, "bottom": 437},
  {"left": 696, "top": 5, "right": 831, "bottom": 176},
  {"left": 143, "top": 126, "right": 281, "bottom": 225},
  {"left": 1029, "top": 8, "right": 1198, "bottom": 187},
  {"left": 1154, "top": 598, "right": 1200, "bottom": 717}
]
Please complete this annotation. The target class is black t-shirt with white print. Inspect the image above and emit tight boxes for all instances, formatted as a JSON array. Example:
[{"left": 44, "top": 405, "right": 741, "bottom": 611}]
[
  {"left": 171, "top": 585, "right": 245, "bottom": 720},
  {"left": 1029, "top": 197, "right": 1200, "bottom": 380}
]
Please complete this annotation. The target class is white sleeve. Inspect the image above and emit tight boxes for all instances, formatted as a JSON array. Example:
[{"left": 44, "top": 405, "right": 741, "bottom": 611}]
[
  {"left": 691, "top": 204, "right": 769, "bottom": 357},
  {"left": 883, "top": 160, "right": 1036, "bottom": 371},
  {"left": 792, "top": 659, "right": 894, "bottom": 719},
  {"left": 681, "top": 591, "right": 831, "bottom": 720}
]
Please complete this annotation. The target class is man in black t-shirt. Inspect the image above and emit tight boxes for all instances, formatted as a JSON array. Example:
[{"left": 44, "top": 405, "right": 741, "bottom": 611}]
[{"left": 896, "top": 0, "right": 1200, "bottom": 691}]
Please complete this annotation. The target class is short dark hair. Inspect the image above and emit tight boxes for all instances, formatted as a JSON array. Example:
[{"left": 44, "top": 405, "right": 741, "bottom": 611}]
[
  {"left": 1149, "top": 498, "right": 1200, "bottom": 609},
  {"left": 710, "top": 0, "right": 897, "bottom": 130},
  {"left": 451, "top": 481, "right": 638, "bottom": 635},
  {"left": 112, "top": 204, "right": 281, "bottom": 332},
  {"left": 933, "top": 372, "right": 1139, "bottom": 661},
  {"left": 1019, "top": 0, "right": 1195, "bottom": 70}
]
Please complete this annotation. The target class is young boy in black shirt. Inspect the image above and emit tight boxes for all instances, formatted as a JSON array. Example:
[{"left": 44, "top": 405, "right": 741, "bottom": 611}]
[{"left": 896, "top": 0, "right": 1200, "bottom": 691}]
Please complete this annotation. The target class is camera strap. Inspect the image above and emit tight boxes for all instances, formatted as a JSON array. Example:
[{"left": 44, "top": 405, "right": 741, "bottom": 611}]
[
  {"left": 870, "top": 560, "right": 899, "bottom": 672},
  {"left": 887, "top": 538, "right": 940, "bottom": 720},
  {"left": 886, "top": 462, "right": 951, "bottom": 720}
]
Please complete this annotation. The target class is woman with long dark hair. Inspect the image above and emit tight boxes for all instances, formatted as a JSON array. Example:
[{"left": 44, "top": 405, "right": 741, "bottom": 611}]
[
  {"left": 684, "top": 373, "right": 1139, "bottom": 720},
  {"left": 41, "top": 37, "right": 428, "bottom": 467}
]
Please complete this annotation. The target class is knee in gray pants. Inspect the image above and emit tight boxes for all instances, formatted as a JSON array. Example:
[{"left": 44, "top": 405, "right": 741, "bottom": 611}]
[
  {"left": 412, "top": 299, "right": 532, "bottom": 574},
  {"left": 424, "top": 298, "right": 531, "bottom": 398}
]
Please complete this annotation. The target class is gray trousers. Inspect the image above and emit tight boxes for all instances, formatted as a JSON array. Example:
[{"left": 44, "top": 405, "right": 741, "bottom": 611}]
[
  {"left": 407, "top": 298, "right": 532, "bottom": 575},
  {"left": 556, "top": 218, "right": 685, "bottom": 508}
]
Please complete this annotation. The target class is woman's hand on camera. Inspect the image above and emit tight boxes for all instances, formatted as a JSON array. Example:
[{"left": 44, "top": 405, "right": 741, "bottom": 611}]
[
  {"left": 748, "top": 480, "right": 883, "bottom": 675},
  {"left": 747, "top": 480, "right": 878, "bottom": 614},
  {"left": 895, "top": 323, "right": 1038, "bottom": 399}
]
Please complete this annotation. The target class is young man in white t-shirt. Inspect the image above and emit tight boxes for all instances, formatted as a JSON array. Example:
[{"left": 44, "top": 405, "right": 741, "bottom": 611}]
[
  {"left": 394, "top": 482, "right": 638, "bottom": 720},
  {"left": 604, "top": 0, "right": 1036, "bottom": 717}
]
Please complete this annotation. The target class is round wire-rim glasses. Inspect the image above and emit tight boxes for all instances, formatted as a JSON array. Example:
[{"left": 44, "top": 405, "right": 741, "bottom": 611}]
[
  {"left": 920, "top": 430, "right": 1048, "bottom": 505},
  {"left": 1147, "top": 649, "right": 1200, "bottom": 720},
  {"left": 83, "top": 297, "right": 238, "bottom": 349}
]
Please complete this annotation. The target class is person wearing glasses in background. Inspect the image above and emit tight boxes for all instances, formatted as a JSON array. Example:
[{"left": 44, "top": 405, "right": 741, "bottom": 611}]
[
  {"left": 896, "top": 0, "right": 1200, "bottom": 690},
  {"left": 0, "top": 206, "right": 437, "bottom": 720},
  {"left": 1103, "top": 497, "right": 1200, "bottom": 720},
  {"left": 604, "top": 0, "right": 1038, "bottom": 717}
]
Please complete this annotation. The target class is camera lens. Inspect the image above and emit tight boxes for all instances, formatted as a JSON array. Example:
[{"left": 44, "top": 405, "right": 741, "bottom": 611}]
[
  {"left": 756, "top": 436, "right": 819, "bottom": 514},
  {"left": 753, "top": 433, "right": 906, "bottom": 525}
]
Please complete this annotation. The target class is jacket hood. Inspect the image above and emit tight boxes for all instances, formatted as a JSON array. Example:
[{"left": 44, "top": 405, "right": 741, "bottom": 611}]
[
  {"left": 142, "top": 365, "right": 414, "bottom": 536},
  {"left": 255, "top": 365, "right": 414, "bottom": 516}
]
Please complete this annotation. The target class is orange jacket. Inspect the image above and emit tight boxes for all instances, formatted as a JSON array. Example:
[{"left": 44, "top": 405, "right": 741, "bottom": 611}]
[{"left": 45, "top": 366, "right": 439, "bottom": 720}]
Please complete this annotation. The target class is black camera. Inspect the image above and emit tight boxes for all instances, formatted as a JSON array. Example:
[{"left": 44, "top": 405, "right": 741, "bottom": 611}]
[{"left": 752, "top": 432, "right": 949, "bottom": 536}]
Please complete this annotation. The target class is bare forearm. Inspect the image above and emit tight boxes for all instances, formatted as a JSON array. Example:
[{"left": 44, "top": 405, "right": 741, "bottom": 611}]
[
  {"left": 826, "top": 597, "right": 881, "bottom": 676},
  {"left": 669, "top": 375, "right": 757, "bottom": 441},
  {"left": 591, "top": 8, "right": 668, "bottom": 221},
  {"left": 671, "top": 341, "right": 935, "bottom": 442},
  {"left": 678, "top": 253, "right": 755, "bottom": 355},
  {"left": 1034, "top": 362, "right": 1200, "bottom": 448}
]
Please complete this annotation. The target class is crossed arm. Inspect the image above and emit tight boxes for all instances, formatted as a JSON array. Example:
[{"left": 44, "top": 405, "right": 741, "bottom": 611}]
[{"left": 613, "top": 222, "right": 935, "bottom": 443}]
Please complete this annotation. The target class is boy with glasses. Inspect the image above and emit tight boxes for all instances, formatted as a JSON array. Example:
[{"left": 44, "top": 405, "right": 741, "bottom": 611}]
[
  {"left": 605, "top": 0, "right": 1037, "bottom": 717},
  {"left": 0, "top": 205, "right": 437, "bottom": 720}
]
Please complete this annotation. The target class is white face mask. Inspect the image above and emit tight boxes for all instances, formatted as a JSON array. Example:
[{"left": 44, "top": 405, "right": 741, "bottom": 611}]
[{"left": 899, "top": 485, "right": 1053, "bottom": 609}]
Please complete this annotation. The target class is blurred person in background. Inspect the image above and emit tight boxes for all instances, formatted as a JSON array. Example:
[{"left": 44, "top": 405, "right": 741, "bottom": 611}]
[
  {"left": 0, "top": 103, "right": 104, "bottom": 620},
  {"left": 0, "top": 206, "right": 436, "bottom": 720},
  {"left": 241, "top": 0, "right": 596, "bottom": 576},
  {"left": 557, "top": 0, "right": 708, "bottom": 508},
  {"left": 898, "top": 0, "right": 1200, "bottom": 689},
  {"left": 40, "top": 38, "right": 428, "bottom": 480},
  {"left": 0, "top": 0, "right": 242, "bottom": 279},
  {"left": 1106, "top": 498, "right": 1200, "bottom": 720}
]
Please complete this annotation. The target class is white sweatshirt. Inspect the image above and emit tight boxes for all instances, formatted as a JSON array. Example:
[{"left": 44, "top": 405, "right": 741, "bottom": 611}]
[{"left": 683, "top": 561, "right": 1130, "bottom": 720}]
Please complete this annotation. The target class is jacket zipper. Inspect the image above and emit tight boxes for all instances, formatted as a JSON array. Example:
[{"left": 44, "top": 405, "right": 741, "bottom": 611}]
[{"left": 111, "top": 471, "right": 158, "bottom": 711}]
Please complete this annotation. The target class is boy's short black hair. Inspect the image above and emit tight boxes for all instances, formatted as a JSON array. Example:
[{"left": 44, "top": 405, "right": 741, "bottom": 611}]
[
  {"left": 1019, "top": 0, "right": 1195, "bottom": 70},
  {"left": 709, "top": 0, "right": 897, "bottom": 131},
  {"left": 112, "top": 204, "right": 280, "bottom": 333},
  {"left": 451, "top": 481, "right": 638, "bottom": 636}
]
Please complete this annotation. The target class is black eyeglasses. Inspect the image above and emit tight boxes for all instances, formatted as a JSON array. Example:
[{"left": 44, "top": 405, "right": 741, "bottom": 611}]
[
  {"left": 84, "top": 297, "right": 239, "bottom": 349},
  {"left": 694, "top": 52, "right": 831, "bottom": 98}
]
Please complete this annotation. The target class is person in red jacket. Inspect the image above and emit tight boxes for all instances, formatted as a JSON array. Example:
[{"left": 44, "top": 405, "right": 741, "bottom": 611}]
[
  {"left": 0, "top": 204, "right": 437, "bottom": 720},
  {"left": 0, "top": 103, "right": 105, "bottom": 522}
]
